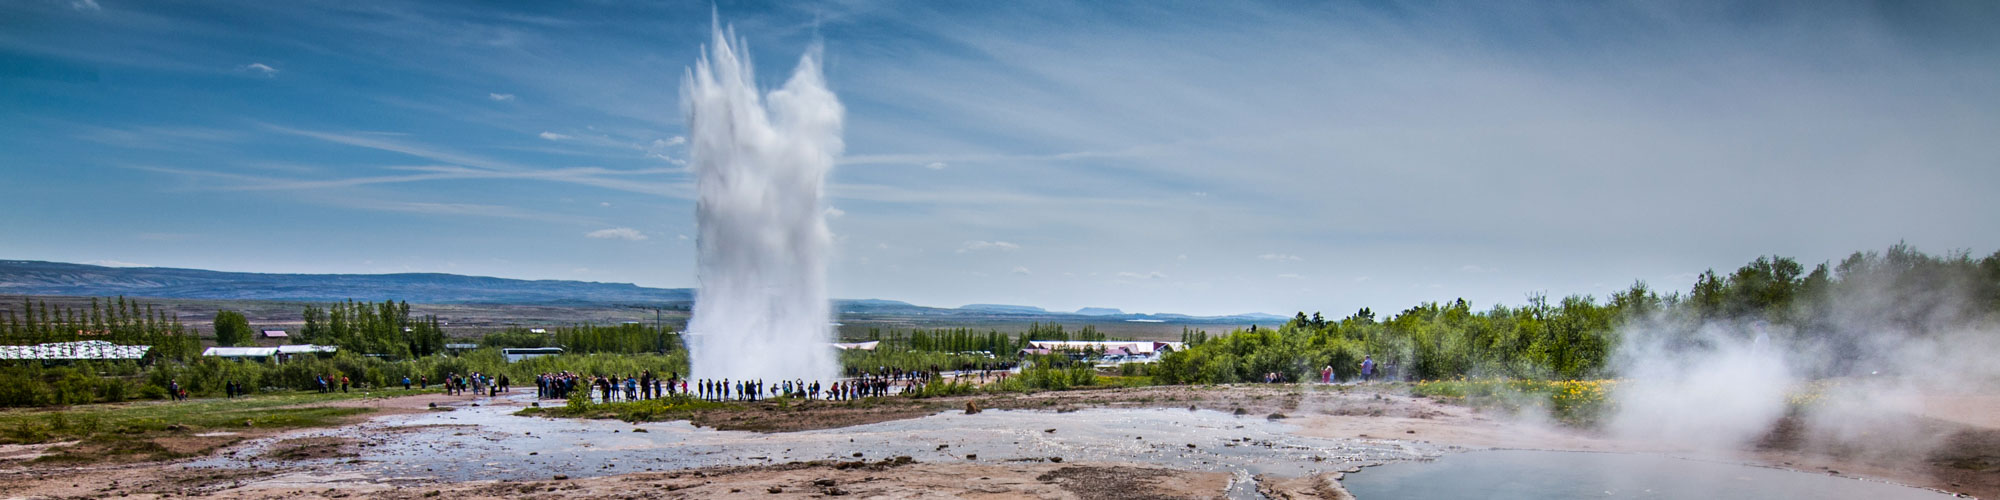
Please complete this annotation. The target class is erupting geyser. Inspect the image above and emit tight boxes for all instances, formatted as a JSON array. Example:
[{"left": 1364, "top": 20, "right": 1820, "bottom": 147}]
[{"left": 682, "top": 24, "right": 843, "bottom": 384}]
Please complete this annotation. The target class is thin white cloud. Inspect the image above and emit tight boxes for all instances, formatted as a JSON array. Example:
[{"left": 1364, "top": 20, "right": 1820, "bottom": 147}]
[
  {"left": 87, "top": 260, "right": 148, "bottom": 268},
  {"left": 239, "top": 62, "right": 278, "bottom": 77},
  {"left": 957, "top": 240, "right": 1021, "bottom": 253},
  {"left": 70, "top": 0, "right": 100, "bottom": 12},
  {"left": 1117, "top": 271, "right": 1167, "bottom": 279},
  {"left": 1258, "top": 253, "right": 1303, "bottom": 262},
  {"left": 1277, "top": 273, "right": 1304, "bottom": 279},
  {"left": 825, "top": 207, "right": 846, "bottom": 218},
  {"left": 538, "top": 131, "right": 571, "bottom": 141},
  {"left": 585, "top": 227, "right": 647, "bottom": 241},
  {"left": 1012, "top": 266, "right": 1031, "bottom": 275},
  {"left": 1460, "top": 264, "right": 1495, "bottom": 273},
  {"left": 488, "top": 93, "right": 517, "bottom": 101},
  {"left": 925, "top": 162, "right": 947, "bottom": 170}
]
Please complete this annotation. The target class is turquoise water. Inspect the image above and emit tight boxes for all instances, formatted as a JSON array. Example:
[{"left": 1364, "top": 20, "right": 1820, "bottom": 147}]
[{"left": 1341, "top": 450, "right": 1952, "bottom": 499}]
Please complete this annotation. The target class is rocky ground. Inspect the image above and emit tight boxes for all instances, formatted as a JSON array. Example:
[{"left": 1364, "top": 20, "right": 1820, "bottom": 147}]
[{"left": 0, "top": 384, "right": 1992, "bottom": 499}]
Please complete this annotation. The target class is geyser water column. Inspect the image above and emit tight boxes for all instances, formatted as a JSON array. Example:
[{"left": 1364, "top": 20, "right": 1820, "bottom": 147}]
[{"left": 682, "top": 25, "right": 843, "bottom": 384}]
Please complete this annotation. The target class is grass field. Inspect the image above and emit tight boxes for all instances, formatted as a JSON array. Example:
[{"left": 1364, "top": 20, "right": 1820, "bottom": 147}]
[{"left": 0, "top": 388, "right": 429, "bottom": 462}]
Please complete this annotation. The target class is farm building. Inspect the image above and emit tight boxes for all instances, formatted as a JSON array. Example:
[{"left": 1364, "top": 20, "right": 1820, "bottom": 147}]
[
  {"left": 260, "top": 330, "right": 289, "bottom": 339},
  {"left": 1026, "top": 341, "right": 1186, "bottom": 356},
  {"left": 0, "top": 340, "right": 152, "bottom": 362},
  {"left": 502, "top": 347, "right": 563, "bottom": 363},
  {"left": 830, "top": 341, "right": 880, "bottom": 351}
]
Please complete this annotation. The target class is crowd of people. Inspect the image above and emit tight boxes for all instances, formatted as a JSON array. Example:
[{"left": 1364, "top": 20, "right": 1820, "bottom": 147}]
[{"left": 515, "top": 366, "right": 1002, "bottom": 404}]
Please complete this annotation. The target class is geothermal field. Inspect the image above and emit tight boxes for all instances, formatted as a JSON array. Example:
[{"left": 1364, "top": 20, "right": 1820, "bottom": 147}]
[{"left": 5, "top": 3, "right": 2000, "bottom": 500}]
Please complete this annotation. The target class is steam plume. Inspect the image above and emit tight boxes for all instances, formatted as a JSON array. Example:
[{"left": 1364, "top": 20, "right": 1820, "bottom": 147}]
[{"left": 682, "top": 22, "right": 844, "bottom": 384}]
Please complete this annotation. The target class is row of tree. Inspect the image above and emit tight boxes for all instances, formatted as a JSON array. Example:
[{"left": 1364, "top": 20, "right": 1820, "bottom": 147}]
[
  {"left": 856, "top": 322, "right": 1111, "bottom": 354},
  {"left": 299, "top": 300, "right": 447, "bottom": 359},
  {"left": 1155, "top": 244, "right": 2000, "bottom": 384},
  {"left": 0, "top": 297, "right": 202, "bottom": 361},
  {"left": 478, "top": 324, "right": 680, "bottom": 354}
]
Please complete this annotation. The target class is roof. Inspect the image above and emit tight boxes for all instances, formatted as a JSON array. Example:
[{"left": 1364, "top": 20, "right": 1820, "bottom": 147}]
[
  {"left": 204, "top": 347, "right": 279, "bottom": 357},
  {"left": 528, "top": 328, "right": 547, "bottom": 334},
  {"left": 0, "top": 340, "right": 152, "bottom": 360},
  {"left": 276, "top": 344, "right": 337, "bottom": 354},
  {"left": 444, "top": 343, "right": 479, "bottom": 349},
  {"left": 261, "top": 330, "right": 289, "bottom": 337},
  {"left": 831, "top": 341, "right": 880, "bottom": 351}
]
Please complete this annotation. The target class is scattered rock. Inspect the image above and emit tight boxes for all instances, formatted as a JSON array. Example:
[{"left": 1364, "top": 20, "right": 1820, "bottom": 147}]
[
  {"left": 427, "top": 402, "right": 437, "bottom": 408},
  {"left": 823, "top": 487, "right": 849, "bottom": 496},
  {"left": 894, "top": 456, "right": 913, "bottom": 464},
  {"left": 852, "top": 452, "right": 864, "bottom": 458},
  {"left": 1405, "top": 430, "right": 1415, "bottom": 434},
  {"left": 528, "top": 452, "right": 538, "bottom": 456},
  {"left": 964, "top": 454, "right": 976, "bottom": 460},
  {"left": 1049, "top": 457, "right": 1062, "bottom": 463},
  {"left": 936, "top": 444, "right": 949, "bottom": 451},
  {"left": 964, "top": 401, "right": 982, "bottom": 414},
  {"left": 814, "top": 478, "right": 837, "bottom": 487},
  {"left": 1233, "top": 408, "right": 1248, "bottom": 415},
  {"left": 1267, "top": 413, "right": 1287, "bottom": 420},
  {"left": 632, "top": 428, "right": 647, "bottom": 433},
  {"left": 552, "top": 475, "right": 568, "bottom": 481},
  {"left": 767, "top": 486, "right": 783, "bottom": 493},
  {"left": 1187, "top": 444, "right": 1198, "bottom": 449},
  {"left": 1044, "top": 428, "right": 1057, "bottom": 433}
]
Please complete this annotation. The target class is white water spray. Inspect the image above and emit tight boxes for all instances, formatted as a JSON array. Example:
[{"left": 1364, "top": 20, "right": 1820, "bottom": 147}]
[{"left": 682, "top": 24, "right": 843, "bottom": 384}]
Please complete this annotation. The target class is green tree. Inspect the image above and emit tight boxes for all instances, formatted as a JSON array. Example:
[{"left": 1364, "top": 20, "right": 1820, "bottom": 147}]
[{"left": 213, "top": 310, "right": 252, "bottom": 347}]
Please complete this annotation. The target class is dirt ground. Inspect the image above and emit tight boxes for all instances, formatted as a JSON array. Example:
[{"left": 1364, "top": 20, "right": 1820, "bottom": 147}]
[{"left": 1, "top": 385, "right": 1993, "bottom": 499}]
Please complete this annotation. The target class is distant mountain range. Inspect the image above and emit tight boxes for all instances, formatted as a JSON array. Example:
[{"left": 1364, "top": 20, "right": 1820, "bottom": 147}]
[{"left": 0, "top": 260, "right": 1283, "bottom": 324}]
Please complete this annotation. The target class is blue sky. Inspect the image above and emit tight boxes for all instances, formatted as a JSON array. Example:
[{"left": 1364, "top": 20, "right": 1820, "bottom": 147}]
[{"left": 3, "top": 1, "right": 1997, "bottom": 316}]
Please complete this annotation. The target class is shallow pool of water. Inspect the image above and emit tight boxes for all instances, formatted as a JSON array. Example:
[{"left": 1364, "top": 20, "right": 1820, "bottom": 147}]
[{"left": 1340, "top": 449, "right": 1952, "bottom": 499}]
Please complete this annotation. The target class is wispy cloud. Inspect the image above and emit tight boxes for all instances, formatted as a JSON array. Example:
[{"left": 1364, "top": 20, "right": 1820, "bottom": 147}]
[
  {"left": 488, "top": 93, "right": 516, "bottom": 101},
  {"left": 924, "top": 162, "right": 946, "bottom": 170},
  {"left": 1012, "top": 266, "right": 1031, "bottom": 275},
  {"left": 69, "top": 0, "right": 100, "bottom": 12},
  {"left": 538, "top": 131, "right": 571, "bottom": 141},
  {"left": 1258, "top": 253, "right": 1302, "bottom": 262},
  {"left": 87, "top": 260, "right": 148, "bottom": 268},
  {"left": 1117, "top": 271, "right": 1167, "bottom": 280},
  {"left": 957, "top": 240, "right": 1020, "bottom": 253},
  {"left": 585, "top": 227, "right": 647, "bottom": 241},
  {"left": 239, "top": 62, "right": 278, "bottom": 77}
]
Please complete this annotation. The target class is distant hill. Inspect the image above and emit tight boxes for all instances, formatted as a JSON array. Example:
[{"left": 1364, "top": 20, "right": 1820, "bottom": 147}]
[
  {"left": 0, "top": 260, "right": 1282, "bottom": 323},
  {"left": 0, "top": 260, "right": 692, "bottom": 304},
  {"left": 957, "top": 304, "right": 1048, "bottom": 314}
]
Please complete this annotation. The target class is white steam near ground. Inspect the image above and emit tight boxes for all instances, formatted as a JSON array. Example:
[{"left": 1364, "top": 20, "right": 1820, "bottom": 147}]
[
  {"left": 682, "top": 22, "right": 844, "bottom": 384},
  {"left": 1606, "top": 270, "right": 2000, "bottom": 460}
]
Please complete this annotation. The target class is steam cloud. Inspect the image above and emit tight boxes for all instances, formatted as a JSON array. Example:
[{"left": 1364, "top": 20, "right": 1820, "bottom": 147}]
[
  {"left": 1607, "top": 259, "right": 2000, "bottom": 461},
  {"left": 682, "top": 22, "right": 844, "bottom": 384}
]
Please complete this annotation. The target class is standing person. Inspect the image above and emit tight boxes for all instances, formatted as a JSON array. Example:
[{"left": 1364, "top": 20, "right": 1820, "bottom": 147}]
[
  {"left": 1360, "top": 355, "right": 1375, "bottom": 383},
  {"left": 169, "top": 380, "right": 182, "bottom": 401},
  {"left": 341, "top": 375, "right": 350, "bottom": 393},
  {"left": 420, "top": 374, "right": 428, "bottom": 389},
  {"left": 403, "top": 376, "right": 412, "bottom": 390}
]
